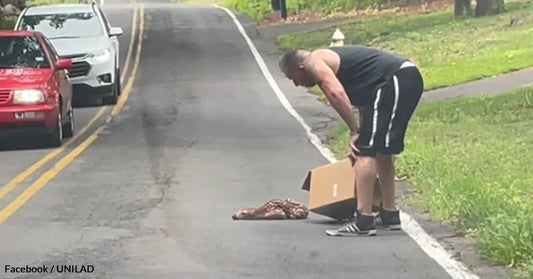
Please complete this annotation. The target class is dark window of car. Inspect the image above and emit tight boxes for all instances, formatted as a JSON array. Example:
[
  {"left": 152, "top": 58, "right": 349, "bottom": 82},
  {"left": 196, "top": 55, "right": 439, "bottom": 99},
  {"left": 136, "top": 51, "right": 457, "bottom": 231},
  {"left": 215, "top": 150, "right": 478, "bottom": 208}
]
[
  {"left": 0, "top": 35, "right": 51, "bottom": 69},
  {"left": 40, "top": 36, "right": 57, "bottom": 65},
  {"left": 18, "top": 12, "right": 105, "bottom": 39}
]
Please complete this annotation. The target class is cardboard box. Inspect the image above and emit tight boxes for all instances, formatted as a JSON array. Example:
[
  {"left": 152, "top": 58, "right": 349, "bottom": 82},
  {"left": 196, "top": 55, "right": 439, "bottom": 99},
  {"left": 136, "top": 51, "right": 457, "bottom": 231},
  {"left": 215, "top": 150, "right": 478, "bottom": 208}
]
[{"left": 301, "top": 157, "right": 382, "bottom": 220}]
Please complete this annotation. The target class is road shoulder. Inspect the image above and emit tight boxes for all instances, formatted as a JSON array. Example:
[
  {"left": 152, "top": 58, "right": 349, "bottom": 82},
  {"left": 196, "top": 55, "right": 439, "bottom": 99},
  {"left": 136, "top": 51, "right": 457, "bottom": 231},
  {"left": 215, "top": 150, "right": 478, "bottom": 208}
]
[{"left": 230, "top": 9, "right": 513, "bottom": 279}]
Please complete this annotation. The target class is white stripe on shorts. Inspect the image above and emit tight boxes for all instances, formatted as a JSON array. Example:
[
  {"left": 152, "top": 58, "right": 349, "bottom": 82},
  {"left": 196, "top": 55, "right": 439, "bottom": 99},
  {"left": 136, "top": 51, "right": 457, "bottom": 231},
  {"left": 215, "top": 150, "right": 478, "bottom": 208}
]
[
  {"left": 385, "top": 75, "right": 400, "bottom": 148},
  {"left": 369, "top": 88, "right": 382, "bottom": 147}
]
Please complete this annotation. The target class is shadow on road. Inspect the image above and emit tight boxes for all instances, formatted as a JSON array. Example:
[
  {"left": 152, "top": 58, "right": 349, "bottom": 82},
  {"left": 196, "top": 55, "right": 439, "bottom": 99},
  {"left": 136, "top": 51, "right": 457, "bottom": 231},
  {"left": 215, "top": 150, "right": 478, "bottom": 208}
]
[
  {"left": 73, "top": 96, "right": 106, "bottom": 108},
  {"left": 0, "top": 135, "right": 56, "bottom": 151}
]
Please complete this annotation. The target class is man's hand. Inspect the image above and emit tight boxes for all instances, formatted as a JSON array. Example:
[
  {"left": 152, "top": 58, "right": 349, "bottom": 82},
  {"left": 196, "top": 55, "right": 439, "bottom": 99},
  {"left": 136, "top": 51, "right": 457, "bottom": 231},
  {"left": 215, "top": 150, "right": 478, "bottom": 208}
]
[{"left": 348, "top": 132, "right": 359, "bottom": 164}]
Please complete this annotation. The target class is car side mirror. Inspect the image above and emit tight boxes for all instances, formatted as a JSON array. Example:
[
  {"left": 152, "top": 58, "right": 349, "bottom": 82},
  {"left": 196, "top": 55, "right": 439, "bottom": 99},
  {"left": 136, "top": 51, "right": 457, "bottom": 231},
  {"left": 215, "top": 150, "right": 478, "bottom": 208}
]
[
  {"left": 55, "top": 59, "right": 72, "bottom": 70},
  {"left": 109, "top": 27, "right": 123, "bottom": 37}
]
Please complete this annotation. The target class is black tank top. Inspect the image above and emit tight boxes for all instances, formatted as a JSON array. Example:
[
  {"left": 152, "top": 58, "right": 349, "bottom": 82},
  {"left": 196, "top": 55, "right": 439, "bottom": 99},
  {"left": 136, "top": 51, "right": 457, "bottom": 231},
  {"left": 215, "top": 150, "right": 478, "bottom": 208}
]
[{"left": 329, "top": 46, "right": 407, "bottom": 106}]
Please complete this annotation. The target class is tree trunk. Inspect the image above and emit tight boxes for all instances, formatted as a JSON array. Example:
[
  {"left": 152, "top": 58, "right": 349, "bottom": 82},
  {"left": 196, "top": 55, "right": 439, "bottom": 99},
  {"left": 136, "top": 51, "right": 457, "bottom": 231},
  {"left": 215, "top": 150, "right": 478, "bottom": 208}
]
[
  {"left": 271, "top": 0, "right": 280, "bottom": 11},
  {"left": 475, "top": 0, "right": 505, "bottom": 16},
  {"left": 454, "top": 0, "right": 472, "bottom": 16}
]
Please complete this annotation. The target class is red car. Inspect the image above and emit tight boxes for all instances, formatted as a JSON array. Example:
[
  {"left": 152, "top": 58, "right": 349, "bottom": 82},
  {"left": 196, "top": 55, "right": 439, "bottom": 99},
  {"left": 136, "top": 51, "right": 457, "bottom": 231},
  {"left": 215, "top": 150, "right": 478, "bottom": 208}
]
[{"left": 0, "top": 30, "right": 74, "bottom": 147}]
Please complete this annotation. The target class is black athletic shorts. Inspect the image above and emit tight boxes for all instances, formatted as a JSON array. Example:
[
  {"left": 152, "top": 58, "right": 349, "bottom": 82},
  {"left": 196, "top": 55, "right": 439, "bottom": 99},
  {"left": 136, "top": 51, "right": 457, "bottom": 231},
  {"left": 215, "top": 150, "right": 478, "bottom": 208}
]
[{"left": 354, "top": 62, "right": 424, "bottom": 157}]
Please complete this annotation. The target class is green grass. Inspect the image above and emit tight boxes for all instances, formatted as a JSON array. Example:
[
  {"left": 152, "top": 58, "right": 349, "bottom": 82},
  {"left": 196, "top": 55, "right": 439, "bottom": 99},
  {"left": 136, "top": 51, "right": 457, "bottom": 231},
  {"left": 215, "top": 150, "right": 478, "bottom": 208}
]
[
  {"left": 172, "top": 0, "right": 226, "bottom": 5},
  {"left": 278, "top": 1, "right": 533, "bottom": 92},
  {"left": 223, "top": 0, "right": 272, "bottom": 23},
  {"left": 224, "top": 0, "right": 398, "bottom": 22},
  {"left": 27, "top": 0, "right": 79, "bottom": 4},
  {"left": 327, "top": 87, "right": 533, "bottom": 278},
  {"left": 295, "top": 2, "right": 533, "bottom": 276},
  {"left": 308, "top": 86, "right": 328, "bottom": 103}
]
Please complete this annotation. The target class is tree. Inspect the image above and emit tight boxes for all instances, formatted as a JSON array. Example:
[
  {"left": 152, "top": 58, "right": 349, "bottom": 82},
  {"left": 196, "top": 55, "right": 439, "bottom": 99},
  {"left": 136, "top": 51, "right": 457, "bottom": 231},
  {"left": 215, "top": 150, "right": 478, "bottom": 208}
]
[
  {"left": 454, "top": 0, "right": 472, "bottom": 17},
  {"left": 454, "top": 0, "right": 505, "bottom": 17},
  {"left": 475, "top": 0, "right": 505, "bottom": 16}
]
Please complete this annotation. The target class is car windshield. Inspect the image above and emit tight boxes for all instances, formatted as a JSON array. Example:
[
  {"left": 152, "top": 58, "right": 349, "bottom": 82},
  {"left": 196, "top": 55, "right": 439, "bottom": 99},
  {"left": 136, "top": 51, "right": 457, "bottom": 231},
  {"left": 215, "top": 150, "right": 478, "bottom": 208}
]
[
  {"left": 0, "top": 36, "right": 50, "bottom": 69},
  {"left": 18, "top": 12, "right": 104, "bottom": 39}
]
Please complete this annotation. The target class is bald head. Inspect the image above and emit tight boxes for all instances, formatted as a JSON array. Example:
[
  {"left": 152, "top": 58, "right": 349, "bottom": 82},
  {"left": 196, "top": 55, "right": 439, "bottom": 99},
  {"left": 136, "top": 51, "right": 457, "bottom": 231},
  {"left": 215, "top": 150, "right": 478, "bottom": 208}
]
[
  {"left": 278, "top": 49, "right": 309, "bottom": 77},
  {"left": 278, "top": 49, "right": 319, "bottom": 87}
]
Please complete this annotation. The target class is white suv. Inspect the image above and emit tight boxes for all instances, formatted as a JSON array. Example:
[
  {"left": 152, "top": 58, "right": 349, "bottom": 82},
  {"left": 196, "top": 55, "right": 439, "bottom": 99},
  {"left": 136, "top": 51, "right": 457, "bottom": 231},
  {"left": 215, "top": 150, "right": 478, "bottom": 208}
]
[{"left": 15, "top": 2, "right": 123, "bottom": 105}]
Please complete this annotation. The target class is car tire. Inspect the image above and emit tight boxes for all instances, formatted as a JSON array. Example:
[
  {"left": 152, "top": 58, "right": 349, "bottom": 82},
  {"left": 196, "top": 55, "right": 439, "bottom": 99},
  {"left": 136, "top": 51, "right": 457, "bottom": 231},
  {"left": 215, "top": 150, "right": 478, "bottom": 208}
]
[
  {"left": 102, "top": 68, "right": 120, "bottom": 105},
  {"left": 116, "top": 68, "right": 122, "bottom": 96},
  {"left": 62, "top": 107, "right": 74, "bottom": 138},
  {"left": 44, "top": 110, "right": 63, "bottom": 148}
]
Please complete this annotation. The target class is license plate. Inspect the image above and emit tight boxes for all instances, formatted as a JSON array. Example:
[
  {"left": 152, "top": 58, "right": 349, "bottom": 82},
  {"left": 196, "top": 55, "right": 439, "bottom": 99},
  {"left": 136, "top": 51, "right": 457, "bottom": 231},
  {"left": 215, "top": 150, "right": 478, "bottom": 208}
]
[{"left": 14, "top": 112, "right": 44, "bottom": 119}]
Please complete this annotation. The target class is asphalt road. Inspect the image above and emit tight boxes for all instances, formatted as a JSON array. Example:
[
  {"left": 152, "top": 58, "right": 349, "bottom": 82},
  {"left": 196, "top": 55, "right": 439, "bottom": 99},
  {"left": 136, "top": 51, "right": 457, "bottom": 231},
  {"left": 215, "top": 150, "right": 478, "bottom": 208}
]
[
  {"left": 0, "top": 1, "right": 457, "bottom": 278},
  {"left": 0, "top": 1, "right": 134, "bottom": 186}
]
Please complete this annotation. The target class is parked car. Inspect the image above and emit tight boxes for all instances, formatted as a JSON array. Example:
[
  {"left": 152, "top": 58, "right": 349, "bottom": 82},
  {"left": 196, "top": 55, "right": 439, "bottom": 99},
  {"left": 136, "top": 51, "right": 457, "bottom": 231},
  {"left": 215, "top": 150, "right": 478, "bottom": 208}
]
[
  {"left": 0, "top": 30, "right": 74, "bottom": 147},
  {"left": 14, "top": 2, "right": 123, "bottom": 106}
]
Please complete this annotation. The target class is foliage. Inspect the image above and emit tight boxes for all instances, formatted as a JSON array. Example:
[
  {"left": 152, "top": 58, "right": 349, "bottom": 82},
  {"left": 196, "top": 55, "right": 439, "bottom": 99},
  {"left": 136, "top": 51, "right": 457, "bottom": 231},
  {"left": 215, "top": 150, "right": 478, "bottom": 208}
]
[
  {"left": 27, "top": 0, "right": 80, "bottom": 4},
  {"left": 278, "top": 1, "right": 533, "bottom": 92},
  {"left": 0, "top": 14, "right": 17, "bottom": 30},
  {"left": 224, "top": 0, "right": 412, "bottom": 22}
]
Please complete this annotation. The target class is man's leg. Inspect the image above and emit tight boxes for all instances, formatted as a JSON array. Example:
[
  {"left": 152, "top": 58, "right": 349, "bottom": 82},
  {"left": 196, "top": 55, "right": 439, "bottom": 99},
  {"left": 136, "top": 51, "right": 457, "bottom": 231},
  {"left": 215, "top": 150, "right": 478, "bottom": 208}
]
[
  {"left": 325, "top": 98, "right": 384, "bottom": 237},
  {"left": 374, "top": 65, "right": 424, "bottom": 230},
  {"left": 376, "top": 154, "right": 395, "bottom": 211},
  {"left": 354, "top": 156, "right": 377, "bottom": 215},
  {"left": 325, "top": 157, "right": 378, "bottom": 237},
  {"left": 374, "top": 154, "right": 402, "bottom": 230},
  {"left": 354, "top": 107, "right": 379, "bottom": 215}
]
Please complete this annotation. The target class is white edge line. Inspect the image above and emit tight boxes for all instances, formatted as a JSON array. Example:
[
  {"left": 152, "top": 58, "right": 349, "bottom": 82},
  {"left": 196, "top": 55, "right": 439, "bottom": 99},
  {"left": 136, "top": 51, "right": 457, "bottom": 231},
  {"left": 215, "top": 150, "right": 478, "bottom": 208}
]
[
  {"left": 214, "top": 4, "right": 481, "bottom": 279},
  {"left": 211, "top": 5, "right": 337, "bottom": 164}
]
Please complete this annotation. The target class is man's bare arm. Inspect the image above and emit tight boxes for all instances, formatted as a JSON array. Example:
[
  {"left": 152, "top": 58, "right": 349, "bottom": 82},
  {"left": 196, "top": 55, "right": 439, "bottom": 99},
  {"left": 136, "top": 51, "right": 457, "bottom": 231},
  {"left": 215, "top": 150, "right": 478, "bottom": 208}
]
[{"left": 312, "top": 60, "right": 358, "bottom": 135}]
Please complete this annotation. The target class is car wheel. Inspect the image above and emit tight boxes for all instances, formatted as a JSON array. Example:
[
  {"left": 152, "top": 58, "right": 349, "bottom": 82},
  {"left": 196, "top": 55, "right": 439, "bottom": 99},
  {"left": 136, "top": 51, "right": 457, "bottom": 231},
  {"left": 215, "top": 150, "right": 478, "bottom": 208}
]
[
  {"left": 44, "top": 110, "right": 63, "bottom": 148},
  {"left": 62, "top": 107, "right": 74, "bottom": 138},
  {"left": 116, "top": 68, "right": 122, "bottom": 96}
]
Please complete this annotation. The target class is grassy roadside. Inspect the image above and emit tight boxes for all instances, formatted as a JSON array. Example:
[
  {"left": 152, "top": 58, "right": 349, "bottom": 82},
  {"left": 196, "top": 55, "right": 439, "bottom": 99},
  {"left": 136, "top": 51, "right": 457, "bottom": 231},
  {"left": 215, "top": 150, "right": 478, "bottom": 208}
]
[
  {"left": 277, "top": 1, "right": 533, "bottom": 100},
  {"left": 276, "top": 1, "right": 533, "bottom": 277},
  {"left": 223, "top": 0, "right": 427, "bottom": 23},
  {"left": 27, "top": 0, "right": 79, "bottom": 4},
  {"left": 171, "top": 0, "right": 226, "bottom": 5},
  {"left": 328, "top": 87, "right": 533, "bottom": 278}
]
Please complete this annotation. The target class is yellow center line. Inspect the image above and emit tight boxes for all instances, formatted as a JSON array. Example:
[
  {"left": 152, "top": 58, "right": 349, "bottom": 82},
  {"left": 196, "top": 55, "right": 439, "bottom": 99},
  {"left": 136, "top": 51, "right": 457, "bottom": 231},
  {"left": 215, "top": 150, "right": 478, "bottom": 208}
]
[
  {"left": 0, "top": 6, "right": 144, "bottom": 227},
  {"left": 110, "top": 5, "right": 143, "bottom": 118},
  {"left": 0, "top": 4, "right": 145, "bottom": 226},
  {"left": 0, "top": 3, "right": 139, "bottom": 203},
  {"left": 120, "top": 1, "right": 138, "bottom": 82},
  {"left": 0, "top": 107, "right": 107, "bottom": 202}
]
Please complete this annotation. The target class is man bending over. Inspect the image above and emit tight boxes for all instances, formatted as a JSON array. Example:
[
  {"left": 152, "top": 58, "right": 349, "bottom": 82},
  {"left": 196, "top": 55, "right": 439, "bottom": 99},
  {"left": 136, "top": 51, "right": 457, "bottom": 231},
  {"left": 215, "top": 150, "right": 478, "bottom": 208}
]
[{"left": 278, "top": 45, "right": 424, "bottom": 236}]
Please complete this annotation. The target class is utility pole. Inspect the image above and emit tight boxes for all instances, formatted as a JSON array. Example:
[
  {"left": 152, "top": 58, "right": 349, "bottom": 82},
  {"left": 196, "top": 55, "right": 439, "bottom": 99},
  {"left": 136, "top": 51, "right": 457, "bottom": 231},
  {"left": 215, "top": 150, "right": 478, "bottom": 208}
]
[{"left": 279, "top": 0, "right": 287, "bottom": 21}]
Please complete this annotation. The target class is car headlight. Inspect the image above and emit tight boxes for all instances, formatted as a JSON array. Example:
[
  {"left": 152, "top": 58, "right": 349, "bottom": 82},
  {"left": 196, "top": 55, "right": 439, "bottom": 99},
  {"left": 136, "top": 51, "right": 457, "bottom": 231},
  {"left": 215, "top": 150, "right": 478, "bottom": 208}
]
[
  {"left": 87, "top": 48, "right": 111, "bottom": 61},
  {"left": 13, "top": 89, "right": 45, "bottom": 104}
]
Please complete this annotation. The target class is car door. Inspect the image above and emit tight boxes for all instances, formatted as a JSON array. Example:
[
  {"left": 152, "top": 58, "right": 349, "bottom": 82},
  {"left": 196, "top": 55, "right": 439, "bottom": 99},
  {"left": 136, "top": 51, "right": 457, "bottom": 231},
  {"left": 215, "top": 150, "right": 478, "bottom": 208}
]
[
  {"left": 97, "top": 7, "right": 119, "bottom": 69},
  {"left": 41, "top": 35, "right": 71, "bottom": 113}
]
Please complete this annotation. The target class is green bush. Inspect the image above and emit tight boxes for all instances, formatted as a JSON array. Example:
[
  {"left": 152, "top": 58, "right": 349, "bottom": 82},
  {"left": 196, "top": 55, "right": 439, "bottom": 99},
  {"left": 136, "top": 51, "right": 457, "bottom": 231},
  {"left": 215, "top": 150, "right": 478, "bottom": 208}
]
[
  {"left": 0, "top": 14, "right": 17, "bottom": 30},
  {"left": 224, "top": 0, "right": 272, "bottom": 21}
]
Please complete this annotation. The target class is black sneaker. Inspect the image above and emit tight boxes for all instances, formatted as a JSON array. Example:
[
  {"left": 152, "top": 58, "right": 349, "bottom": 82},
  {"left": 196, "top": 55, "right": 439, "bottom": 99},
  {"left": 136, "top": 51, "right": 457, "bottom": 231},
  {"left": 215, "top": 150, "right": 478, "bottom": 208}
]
[
  {"left": 374, "top": 208, "right": 401, "bottom": 230},
  {"left": 326, "top": 211, "right": 377, "bottom": 236}
]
